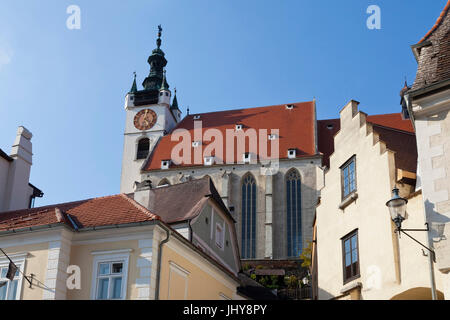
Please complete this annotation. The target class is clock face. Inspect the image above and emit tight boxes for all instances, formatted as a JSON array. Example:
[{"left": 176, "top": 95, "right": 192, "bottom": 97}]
[{"left": 134, "top": 109, "right": 157, "bottom": 131}]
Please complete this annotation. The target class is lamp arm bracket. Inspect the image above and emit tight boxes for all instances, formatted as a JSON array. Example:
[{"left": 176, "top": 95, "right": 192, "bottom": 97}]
[{"left": 399, "top": 229, "right": 436, "bottom": 262}]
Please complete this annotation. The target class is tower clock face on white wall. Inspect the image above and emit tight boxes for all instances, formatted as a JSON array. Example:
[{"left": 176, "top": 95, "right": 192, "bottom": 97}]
[{"left": 134, "top": 109, "right": 157, "bottom": 131}]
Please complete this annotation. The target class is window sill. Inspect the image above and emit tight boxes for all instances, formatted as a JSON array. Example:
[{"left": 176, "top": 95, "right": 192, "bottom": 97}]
[
  {"left": 339, "top": 192, "right": 358, "bottom": 210},
  {"left": 340, "top": 280, "right": 362, "bottom": 294}
]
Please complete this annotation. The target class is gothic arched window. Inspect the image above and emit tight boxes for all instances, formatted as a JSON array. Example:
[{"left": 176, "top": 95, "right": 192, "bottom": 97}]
[
  {"left": 137, "top": 138, "right": 150, "bottom": 160},
  {"left": 241, "top": 174, "right": 256, "bottom": 259},
  {"left": 286, "top": 169, "right": 302, "bottom": 257}
]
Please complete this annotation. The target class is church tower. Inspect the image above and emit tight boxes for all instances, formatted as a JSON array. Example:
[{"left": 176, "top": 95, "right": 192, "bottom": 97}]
[{"left": 120, "top": 25, "right": 181, "bottom": 193}]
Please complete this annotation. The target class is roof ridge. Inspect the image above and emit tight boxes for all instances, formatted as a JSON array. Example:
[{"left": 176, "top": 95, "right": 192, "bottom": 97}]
[
  {"left": 418, "top": 0, "right": 450, "bottom": 44},
  {"left": 186, "top": 101, "right": 314, "bottom": 117},
  {"left": 119, "top": 193, "right": 160, "bottom": 220}
]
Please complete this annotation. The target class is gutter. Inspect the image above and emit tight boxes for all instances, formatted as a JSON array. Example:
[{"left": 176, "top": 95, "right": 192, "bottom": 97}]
[{"left": 155, "top": 225, "right": 170, "bottom": 300}]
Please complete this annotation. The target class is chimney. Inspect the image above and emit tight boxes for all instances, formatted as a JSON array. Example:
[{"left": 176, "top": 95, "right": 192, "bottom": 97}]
[
  {"left": 4, "top": 127, "right": 33, "bottom": 211},
  {"left": 133, "top": 180, "right": 156, "bottom": 212}
]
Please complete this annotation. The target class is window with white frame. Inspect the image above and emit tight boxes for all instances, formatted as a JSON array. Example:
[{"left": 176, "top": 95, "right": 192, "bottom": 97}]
[
  {"left": 91, "top": 250, "right": 130, "bottom": 300},
  {"left": 0, "top": 264, "right": 20, "bottom": 300},
  {"left": 0, "top": 253, "right": 26, "bottom": 301}
]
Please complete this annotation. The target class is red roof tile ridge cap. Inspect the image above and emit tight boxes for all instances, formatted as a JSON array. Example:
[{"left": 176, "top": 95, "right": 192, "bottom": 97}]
[
  {"left": 418, "top": 0, "right": 450, "bottom": 44},
  {"left": 187, "top": 101, "right": 314, "bottom": 117},
  {"left": 118, "top": 193, "right": 160, "bottom": 220}
]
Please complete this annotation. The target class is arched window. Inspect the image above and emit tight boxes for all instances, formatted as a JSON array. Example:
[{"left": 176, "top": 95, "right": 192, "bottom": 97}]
[
  {"left": 286, "top": 169, "right": 302, "bottom": 257},
  {"left": 158, "top": 178, "right": 170, "bottom": 187},
  {"left": 241, "top": 174, "right": 256, "bottom": 259},
  {"left": 137, "top": 138, "right": 150, "bottom": 160}
]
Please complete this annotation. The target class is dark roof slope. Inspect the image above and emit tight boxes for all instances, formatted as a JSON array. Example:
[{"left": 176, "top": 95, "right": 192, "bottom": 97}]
[
  {"left": 132, "top": 176, "right": 233, "bottom": 224},
  {"left": 412, "top": 1, "right": 450, "bottom": 92},
  {"left": 318, "top": 113, "right": 416, "bottom": 170}
]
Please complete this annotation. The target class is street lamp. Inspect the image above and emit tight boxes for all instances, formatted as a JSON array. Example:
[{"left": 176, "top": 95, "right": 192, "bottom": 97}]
[
  {"left": 386, "top": 187, "right": 437, "bottom": 300},
  {"left": 386, "top": 187, "right": 408, "bottom": 231}
]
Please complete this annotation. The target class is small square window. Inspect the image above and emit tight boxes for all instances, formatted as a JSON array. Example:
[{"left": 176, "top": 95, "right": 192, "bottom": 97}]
[
  {"left": 161, "top": 160, "right": 170, "bottom": 170},
  {"left": 204, "top": 156, "right": 214, "bottom": 166},
  {"left": 243, "top": 153, "right": 251, "bottom": 163},
  {"left": 192, "top": 141, "right": 201, "bottom": 148},
  {"left": 288, "top": 149, "right": 296, "bottom": 159},
  {"left": 235, "top": 124, "right": 243, "bottom": 131}
]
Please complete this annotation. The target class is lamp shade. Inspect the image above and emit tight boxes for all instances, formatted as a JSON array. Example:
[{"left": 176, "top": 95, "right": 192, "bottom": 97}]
[{"left": 386, "top": 188, "right": 408, "bottom": 221}]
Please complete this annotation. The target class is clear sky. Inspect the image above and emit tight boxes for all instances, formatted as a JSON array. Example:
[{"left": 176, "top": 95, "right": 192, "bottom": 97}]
[{"left": 0, "top": 0, "right": 447, "bottom": 207}]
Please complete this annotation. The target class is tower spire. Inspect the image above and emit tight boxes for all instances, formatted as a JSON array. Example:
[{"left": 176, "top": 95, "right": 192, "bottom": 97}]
[
  {"left": 157, "top": 25, "right": 162, "bottom": 49},
  {"left": 171, "top": 87, "right": 180, "bottom": 111},
  {"left": 129, "top": 72, "right": 137, "bottom": 93},
  {"left": 143, "top": 25, "right": 168, "bottom": 91}
]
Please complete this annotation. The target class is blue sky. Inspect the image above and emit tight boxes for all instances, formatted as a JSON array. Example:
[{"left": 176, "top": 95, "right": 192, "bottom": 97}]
[{"left": 0, "top": 0, "right": 447, "bottom": 207}]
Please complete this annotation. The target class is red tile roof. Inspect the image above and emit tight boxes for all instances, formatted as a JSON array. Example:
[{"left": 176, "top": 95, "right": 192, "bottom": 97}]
[
  {"left": 418, "top": 0, "right": 450, "bottom": 44},
  {"left": 318, "top": 113, "right": 415, "bottom": 168},
  {"left": 143, "top": 102, "right": 317, "bottom": 170},
  {"left": 0, "top": 194, "right": 159, "bottom": 232}
]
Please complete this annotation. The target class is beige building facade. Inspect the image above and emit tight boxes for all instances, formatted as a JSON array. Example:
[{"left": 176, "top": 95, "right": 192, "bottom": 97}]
[
  {"left": 0, "top": 193, "right": 246, "bottom": 300},
  {"left": 315, "top": 101, "right": 445, "bottom": 300}
]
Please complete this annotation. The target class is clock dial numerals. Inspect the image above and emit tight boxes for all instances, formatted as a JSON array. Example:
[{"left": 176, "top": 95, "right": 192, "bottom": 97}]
[{"left": 134, "top": 109, "right": 157, "bottom": 131}]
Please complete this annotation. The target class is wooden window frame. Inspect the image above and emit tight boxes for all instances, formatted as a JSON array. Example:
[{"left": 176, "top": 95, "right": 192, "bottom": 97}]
[
  {"left": 340, "top": 155, "right": 357, "bottom": 201},
  {"left": 341, "top": 229, "right": 360, "bottom": 284}
]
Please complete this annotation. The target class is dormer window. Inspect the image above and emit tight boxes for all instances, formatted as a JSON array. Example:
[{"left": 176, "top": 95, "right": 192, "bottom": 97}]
[
  {"left": 235, "top": 124, "right": 243, "bottom": 131},
  {"left": 243, "top": 153, "right": 251, "bottom": 164},
  {"left": 288, "top": 149, "right": 296, "bottom": 159},
  {"left": 268, "top": 134, "right": 277, "bottom": 140},
  {"left": 193, "top": 115, "right": 201, "bottom": 120},
  {"left": 327, "top": 124, "right": 334, "bottom": 130},
  {"left": 161, "top": 160, "right": 170, "bottom": 170},
  {"left": 204, "top": 156, "right": 214, "bottom": 166},
  {"left": 286, "top": 104, "right": 294, "bottom": 110}
]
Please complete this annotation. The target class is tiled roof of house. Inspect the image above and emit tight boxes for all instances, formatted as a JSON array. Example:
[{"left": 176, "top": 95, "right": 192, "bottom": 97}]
[
  {"left": 130, "top": 176, "right": 233, "bottom": 224},
  {"left": 318, "top": 113, "right": 415, "bottom": 169},
  {"left": 412, "top": 1, "right": 450, "bottom": 92},
  {"left": 0, "top": 194, "right": 159, "bottom": 232},
  {"left": 143, "top": 101, "right": 317, "bottom": 170}
]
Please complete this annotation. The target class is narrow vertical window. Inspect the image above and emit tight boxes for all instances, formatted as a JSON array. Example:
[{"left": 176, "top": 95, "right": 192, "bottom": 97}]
[
  {"left": 342, "top": 230, "right": 360, "bottom": 283},
  {"left": 241, "top": 174, "right": 256, "bottom": 259},
  {"left": 136, "top": 138, "right": 150, "bottom": 160},
  {"left": 286, "top": 169, "right": 302, "bottom": 257},
  {"left": 341, "top": 156, "right": 356, "bottom": 199}
]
